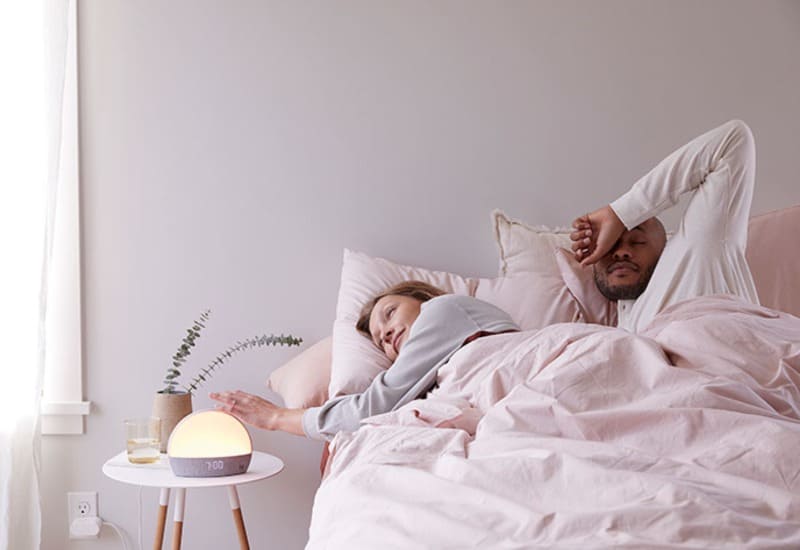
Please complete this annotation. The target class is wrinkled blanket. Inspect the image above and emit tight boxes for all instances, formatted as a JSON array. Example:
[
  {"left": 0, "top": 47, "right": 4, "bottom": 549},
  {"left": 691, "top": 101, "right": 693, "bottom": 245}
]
[{"left": 307, "top": 296, "right": 800, "bottom": 549}]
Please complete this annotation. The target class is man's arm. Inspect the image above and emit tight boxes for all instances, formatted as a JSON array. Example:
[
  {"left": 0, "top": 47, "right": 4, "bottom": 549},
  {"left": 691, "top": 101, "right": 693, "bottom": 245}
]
[
  {"left": 573, "top": 119, "right": 755, "bottom": 265},
  {"left": 571, "top": 208, "right": 625, "bottom": 266}
]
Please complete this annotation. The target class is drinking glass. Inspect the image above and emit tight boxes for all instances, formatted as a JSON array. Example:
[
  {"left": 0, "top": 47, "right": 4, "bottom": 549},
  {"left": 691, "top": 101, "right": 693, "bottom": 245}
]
[{"left": 124, "top": 417, "right": 161, "bottom": 464}]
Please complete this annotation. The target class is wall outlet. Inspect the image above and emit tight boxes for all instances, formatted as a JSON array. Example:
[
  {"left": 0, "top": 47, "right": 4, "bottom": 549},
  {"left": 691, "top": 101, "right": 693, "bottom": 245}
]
[{"left": 68, "top": 492, "right": 99, "bottom": 539}]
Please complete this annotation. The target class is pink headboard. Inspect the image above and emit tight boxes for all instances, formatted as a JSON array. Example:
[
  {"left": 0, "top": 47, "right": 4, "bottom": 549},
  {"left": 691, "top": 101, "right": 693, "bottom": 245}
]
[{"left": 746, "top": 205, "right": 800, "bottom": 318}]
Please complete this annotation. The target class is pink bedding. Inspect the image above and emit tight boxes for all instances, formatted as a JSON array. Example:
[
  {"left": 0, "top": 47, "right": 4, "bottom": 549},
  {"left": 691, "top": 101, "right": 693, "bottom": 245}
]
[{"left": 307, "top": 296, "right": 800, "bottom": 549}]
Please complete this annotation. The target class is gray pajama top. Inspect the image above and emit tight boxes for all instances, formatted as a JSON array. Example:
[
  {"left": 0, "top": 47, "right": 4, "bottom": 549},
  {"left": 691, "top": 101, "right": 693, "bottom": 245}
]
[{"left": 302, "top": 294, "right": 519, "bottom": 441}]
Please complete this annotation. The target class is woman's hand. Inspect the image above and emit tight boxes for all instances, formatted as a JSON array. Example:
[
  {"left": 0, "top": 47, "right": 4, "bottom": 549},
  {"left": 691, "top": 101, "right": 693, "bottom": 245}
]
[
  {"left": 209, "top": 390, "right": 307, "bottom": 436},
  {"left": 571, "top": 205, "right": 625, "bottom": 266}
]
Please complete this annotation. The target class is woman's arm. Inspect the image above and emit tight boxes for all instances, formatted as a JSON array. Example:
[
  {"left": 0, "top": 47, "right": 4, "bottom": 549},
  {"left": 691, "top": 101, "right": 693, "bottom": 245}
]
[
  {"left": 212, "top": 296, "right": 518, "bottom": 441},
  {"left": 305, "top": 296, "right": 519, "bottom": 440},
  {"left": 209, "top": 390, "right": 307, "bottom": 436}
]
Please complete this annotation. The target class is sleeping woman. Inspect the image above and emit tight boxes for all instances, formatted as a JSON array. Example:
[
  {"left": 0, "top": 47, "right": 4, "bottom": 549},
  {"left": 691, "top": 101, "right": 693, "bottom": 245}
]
[{"left": 210, "top": 281, "right": 519, "bottom": 441}]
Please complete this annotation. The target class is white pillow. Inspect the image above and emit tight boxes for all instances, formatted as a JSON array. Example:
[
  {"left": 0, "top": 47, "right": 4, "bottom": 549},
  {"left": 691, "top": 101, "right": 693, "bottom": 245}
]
[
  {"left": 492, "top": 209, "right": 572, "bottom": 277},
  {"left": 330, "top": 248, "right": 582, "bottom": 398}
]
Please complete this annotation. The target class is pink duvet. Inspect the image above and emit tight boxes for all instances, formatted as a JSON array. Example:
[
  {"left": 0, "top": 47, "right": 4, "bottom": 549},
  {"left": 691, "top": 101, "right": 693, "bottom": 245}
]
[{"left": 307, "top": 296, "right": 800, "bottom": 549}]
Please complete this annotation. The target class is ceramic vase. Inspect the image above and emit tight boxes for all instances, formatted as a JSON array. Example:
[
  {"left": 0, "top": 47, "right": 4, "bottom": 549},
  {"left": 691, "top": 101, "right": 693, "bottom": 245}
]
[{"left": 152, "top": 391, "right": 193, "bottom": 452}]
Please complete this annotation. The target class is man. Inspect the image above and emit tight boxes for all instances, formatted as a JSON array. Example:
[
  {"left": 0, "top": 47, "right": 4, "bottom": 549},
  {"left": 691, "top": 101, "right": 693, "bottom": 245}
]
[{"left": 571, "top": 119, "right": 759, "bottom": 333}]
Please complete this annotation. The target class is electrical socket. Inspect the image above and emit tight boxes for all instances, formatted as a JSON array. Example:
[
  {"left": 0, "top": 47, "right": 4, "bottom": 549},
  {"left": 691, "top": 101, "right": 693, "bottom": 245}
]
[
  {"left": 68, "top": 492, "right": 99, "bottom": 539},
  {"left": 68, "top": 491, "right": 98, "bottom": 519}
]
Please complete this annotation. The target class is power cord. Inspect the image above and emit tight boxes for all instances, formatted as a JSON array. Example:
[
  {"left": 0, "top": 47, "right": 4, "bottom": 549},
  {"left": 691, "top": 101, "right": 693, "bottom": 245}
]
[
  {"left": 138, "top": 485, "right": 143, "bottom": 550},
  {"left": 94, "top": 486, "right": 143, "bottom": 550},
  {"left": 102, "top": 520, "right": 130, "bottom": 550}
]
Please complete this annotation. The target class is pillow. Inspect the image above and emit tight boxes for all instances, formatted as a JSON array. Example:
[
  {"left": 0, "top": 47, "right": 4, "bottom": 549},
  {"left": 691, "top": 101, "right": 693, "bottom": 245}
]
[
  {"left": 492, "top": 209, "right": 571, "bottom": 277},
  {"left": 746, "top": 205, "right": 800, "bottom": 318},
  {"left": 474, "top": 272, "right": 581, "bottom": 329},
  {"left": 331, "top": 248, "right": 584, "bottom": 398},
  {"left": 493, "top": 209, "right": 616, "bottom": 324},
  {"left": 267, "top": 336, "right": 331, "bottom": 408}
]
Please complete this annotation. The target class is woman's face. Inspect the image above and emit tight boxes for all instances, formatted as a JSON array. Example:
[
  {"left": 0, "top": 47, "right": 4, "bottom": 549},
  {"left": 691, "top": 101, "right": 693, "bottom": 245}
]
[{"left": 368, "top": 294, "right": 422, "bottom": 362}]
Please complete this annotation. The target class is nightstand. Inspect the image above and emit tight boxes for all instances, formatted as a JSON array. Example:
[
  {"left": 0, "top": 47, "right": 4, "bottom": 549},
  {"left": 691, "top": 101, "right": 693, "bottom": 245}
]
[{"left": 103, "top": 450, "right": 283, "bottom": 550}]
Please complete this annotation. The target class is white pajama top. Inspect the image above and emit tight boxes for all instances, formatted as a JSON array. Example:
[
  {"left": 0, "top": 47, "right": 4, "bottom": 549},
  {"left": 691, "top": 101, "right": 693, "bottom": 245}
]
[{"left": 610, "top": 119, "right": 759, "bottom": 333}]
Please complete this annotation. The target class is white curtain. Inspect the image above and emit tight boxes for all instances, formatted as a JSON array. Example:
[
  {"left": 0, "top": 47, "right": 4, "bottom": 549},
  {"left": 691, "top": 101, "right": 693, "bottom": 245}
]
[{"left": 0, "top": 1, "right": 71, "bottom": 549}]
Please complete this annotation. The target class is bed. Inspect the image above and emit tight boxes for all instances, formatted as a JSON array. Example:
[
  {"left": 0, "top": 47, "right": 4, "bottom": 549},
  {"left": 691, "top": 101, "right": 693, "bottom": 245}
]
[{"left": 268, "top": 206, "right": 800, "bottom": 549}]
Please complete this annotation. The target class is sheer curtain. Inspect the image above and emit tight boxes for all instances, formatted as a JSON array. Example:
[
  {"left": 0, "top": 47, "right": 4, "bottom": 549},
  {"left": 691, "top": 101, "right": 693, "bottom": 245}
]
[{"left": 0, "top": 1, "right": 71, "bottom": 548}]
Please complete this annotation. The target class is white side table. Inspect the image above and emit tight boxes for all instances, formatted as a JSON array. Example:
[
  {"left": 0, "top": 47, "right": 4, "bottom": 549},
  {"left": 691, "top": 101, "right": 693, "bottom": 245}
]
[{"left": 103, "top": 451, "right": 283, "bottom": 550}]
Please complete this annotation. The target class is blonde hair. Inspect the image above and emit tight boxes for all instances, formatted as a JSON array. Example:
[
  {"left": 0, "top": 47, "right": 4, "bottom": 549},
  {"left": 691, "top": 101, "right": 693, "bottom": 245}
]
[{"left": 356, "top": 281, "right": 446, "bottom": 338}]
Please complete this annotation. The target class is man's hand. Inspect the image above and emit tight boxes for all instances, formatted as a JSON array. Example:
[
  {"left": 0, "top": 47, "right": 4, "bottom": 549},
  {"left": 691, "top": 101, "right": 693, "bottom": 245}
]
[{"left": 571, "top": 205, "right": 625, "bottom": 266}]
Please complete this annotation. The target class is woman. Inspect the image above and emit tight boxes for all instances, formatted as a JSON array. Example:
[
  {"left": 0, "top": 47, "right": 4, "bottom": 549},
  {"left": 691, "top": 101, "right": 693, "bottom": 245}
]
[{"left": 210, "top": 281, "right": 518, "bottom": 441}]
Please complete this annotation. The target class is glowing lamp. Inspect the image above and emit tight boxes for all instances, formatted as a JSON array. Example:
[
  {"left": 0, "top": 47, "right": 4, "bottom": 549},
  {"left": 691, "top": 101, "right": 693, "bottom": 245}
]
[{"left": 167, "top": 410, "right": 253, "bottom": 477}]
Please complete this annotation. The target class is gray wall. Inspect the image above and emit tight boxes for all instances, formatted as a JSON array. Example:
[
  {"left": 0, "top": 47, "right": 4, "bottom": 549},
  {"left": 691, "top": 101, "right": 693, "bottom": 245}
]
[{"left": 43, "top": 1, "right": 800, "bottom": 548}]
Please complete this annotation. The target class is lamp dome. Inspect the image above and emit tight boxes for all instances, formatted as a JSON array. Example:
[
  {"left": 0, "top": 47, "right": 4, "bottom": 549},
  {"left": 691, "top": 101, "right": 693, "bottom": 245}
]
[{"left": 167, "top": 409, "right": 253, "bottom": 477}]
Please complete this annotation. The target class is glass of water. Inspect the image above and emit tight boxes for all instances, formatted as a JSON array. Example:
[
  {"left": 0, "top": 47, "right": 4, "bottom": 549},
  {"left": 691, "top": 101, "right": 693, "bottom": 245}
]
[{"left": 124, "top": 417, "right": 161, "bottom": 464}]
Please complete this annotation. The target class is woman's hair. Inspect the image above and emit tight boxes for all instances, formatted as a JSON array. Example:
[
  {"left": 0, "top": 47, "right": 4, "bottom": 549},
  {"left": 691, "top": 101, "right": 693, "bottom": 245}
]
[{"left": 356, "top": 280, "right": 446, "bottom": 338}]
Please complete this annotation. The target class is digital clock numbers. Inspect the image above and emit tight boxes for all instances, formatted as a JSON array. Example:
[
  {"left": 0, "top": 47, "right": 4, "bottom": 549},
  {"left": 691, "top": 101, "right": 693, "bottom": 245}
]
[
  {"left": 201, "top": 459, "right": 246, "bottom": 474},
  {"left": 205, "top": 460, "right": 225, "bottom": 471}
]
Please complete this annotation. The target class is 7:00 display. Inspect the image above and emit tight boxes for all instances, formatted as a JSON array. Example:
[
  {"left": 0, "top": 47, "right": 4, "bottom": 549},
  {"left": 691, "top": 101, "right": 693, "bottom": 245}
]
[{"left": 205, "top": 460, "right": 225, "bottom": 471}]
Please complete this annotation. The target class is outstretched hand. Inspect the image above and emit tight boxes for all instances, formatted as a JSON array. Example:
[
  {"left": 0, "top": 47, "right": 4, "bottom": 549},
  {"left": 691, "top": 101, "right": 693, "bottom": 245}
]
[
  {"left": 570, "top": 205, "right": 625, "bottom": 266},
  {"left": 209, "top": 390, "right": 307, "bottom": 436},
  {"left": 209, "top": 390, "right": 281, "bottom": 430}
]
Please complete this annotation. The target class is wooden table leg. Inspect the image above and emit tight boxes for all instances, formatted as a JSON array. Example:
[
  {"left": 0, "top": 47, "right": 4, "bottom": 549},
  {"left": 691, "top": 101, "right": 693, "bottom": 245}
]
[
  {"left": 228, "top": 485, "right": 249, "bottom": 550},
  {"left": 153, "top": 488, "right": 170, "bottom": 550},
  {"left": 171, "top": 488, "right": 186, "bottom": 550}
]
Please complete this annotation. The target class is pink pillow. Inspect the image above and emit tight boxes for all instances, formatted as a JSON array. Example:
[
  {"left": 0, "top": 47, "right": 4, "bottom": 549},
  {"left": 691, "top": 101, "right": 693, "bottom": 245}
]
[
  {"left": 492, "top": 209, "right": 615, "bottom": 325},
  {"left": 267, "top": 337, "right": 331, "bottom": 408},
  {"left": 746, "top": 205, "right": 800, "bottom": 318},
  {"left": 475, "top": 272, "right": 581, "bottom": 329},
  {"left": 331, "top": 249, "right": 584, "bottom": 398}
]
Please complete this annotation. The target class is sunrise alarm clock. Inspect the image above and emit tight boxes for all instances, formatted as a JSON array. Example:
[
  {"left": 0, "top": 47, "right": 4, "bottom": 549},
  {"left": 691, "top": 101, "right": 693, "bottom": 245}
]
[{"left": 167, "top": 409, "right": 253, "bottom": 477}]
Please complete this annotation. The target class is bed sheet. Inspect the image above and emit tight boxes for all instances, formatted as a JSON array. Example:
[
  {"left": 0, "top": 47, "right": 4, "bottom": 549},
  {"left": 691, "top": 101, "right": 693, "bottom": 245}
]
[{"left": 307, "top": 295, "right": 800, "bottom": 549}]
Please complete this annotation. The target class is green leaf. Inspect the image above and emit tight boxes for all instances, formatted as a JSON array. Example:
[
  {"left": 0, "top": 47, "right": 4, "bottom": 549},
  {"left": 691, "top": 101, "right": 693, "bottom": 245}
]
[{"left": 172, "top": 325, "right": 302, "bottom": 394}]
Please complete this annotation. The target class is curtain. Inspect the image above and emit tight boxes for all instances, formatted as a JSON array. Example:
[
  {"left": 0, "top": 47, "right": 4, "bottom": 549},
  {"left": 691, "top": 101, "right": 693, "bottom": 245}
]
[{"left": 0, "top": 2, "right": 71, "bottom": 549}]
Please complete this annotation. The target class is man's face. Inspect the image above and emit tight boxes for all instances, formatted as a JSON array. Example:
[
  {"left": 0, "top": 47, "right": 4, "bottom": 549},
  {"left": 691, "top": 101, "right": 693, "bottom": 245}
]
[{"left": 593, "top": 219, "right": 666, "bottom": 301}]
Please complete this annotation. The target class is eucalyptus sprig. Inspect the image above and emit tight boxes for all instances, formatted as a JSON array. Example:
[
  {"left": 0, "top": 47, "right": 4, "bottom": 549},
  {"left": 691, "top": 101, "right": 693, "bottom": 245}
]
[
  {"left": 185, "top": 334, "right": 302, "bottom": 395},
  {"left": 161, "top": 310, "right": 210, "bottom": 394},
  {"left": 159, "top": 309, "right": 302, "bottom": 395}
]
